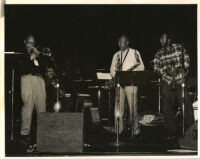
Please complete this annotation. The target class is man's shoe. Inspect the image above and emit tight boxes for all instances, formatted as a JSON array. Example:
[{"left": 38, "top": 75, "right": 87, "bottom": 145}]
[
  {"left": 19, "top": 135, "right": 31, "bottom": 153},
  {"left": 131, "top": 133, "right": 143, "bottom": 143},
  {"left": 27, "top": 144, "right": 37, "bottom": 153}
]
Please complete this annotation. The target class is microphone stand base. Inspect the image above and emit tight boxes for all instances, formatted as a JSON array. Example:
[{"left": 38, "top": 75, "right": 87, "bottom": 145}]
[{"left": 109, "top": 141, "right": 126, "bottom": 146}]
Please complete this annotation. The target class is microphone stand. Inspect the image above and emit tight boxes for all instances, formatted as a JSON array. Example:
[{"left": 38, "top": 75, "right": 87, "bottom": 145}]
[
  {"left": 54, "top": 83, "right": 61, "bottom": 112},
  {"left": 10, "top": 68, "right": 15, "bottom": 141},
  {"left": 181, "top": 45, "right": 186, "bottom": 135},
  {"left": 109, "top": 59, "right": 125, "bottom": 147},
  {"left": 158, "top": 78, "right": 161, "bottom": 113},
  {"left": 109, "top": 72, "right": 125, "bottom": 146},
  {"left": 5, "top": 52, "right": 23, "bottom": 142},
  {"left": 181, "top": 81, "right": 185, "bottom": 135}
]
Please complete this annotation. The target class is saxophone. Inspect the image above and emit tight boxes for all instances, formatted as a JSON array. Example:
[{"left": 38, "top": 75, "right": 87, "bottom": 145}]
[
  {"left": 105, "top": 55, "right": 121, "bottom": 89},
  {"left": 116, "top": 54, "right": 122, "bottom": 72},
  {"left": 106, "top": 51, "right": 141, "bottom": 89}
]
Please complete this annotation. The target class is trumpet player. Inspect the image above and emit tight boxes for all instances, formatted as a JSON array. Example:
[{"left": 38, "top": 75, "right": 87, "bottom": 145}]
[
  {"left": 110, "top": 34, "right": 144, "bottom": 139},
  {"left": 19, "top": 35, "right": 46, "bottom": 151}
]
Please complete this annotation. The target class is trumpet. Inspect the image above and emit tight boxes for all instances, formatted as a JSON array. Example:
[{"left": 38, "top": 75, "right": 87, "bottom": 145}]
[{"left": 29, "top": 46, "right": 52, "bottom": 57}]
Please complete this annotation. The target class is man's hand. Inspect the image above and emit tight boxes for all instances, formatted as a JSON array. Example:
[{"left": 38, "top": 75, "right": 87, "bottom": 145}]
[
  {"left": 160, "top": 69, "right": 164, "bottom": 74},
  {"left": 29, "top": 46, "right": 40, "bottom": 60},
  {"left": 30, "top": 53, "right": 37, "bottom": 60},
  {"left": 31, "top": 46, "right": 40, "bottom": 54}
]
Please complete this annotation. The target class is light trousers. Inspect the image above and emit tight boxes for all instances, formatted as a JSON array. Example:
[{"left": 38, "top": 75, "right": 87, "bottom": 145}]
[
  {"left": 115, "top": 86, "right": 140, "bottom": 136},
  {"left": 20, "top": 75, "right": 46, "bottom": 135}
]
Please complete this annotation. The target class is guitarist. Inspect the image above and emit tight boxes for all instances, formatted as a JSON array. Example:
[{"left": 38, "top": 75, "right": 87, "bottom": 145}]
[{"left": 110, "top": 34, "right": 144, "bottom": 139}]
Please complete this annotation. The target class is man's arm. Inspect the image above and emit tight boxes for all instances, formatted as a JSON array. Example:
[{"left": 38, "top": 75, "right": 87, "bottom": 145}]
[
  {"left": 110, "top": 53, "right": 117, "bottom": 78},
  {"left": 153, "top": 51, "right": 164, "bottom": 75},
  {"left": 183, "top": 48, "right": 190, "bottom": 70},
  {"left": 134, "top": 50, "right": 144, "bottom": 71}
]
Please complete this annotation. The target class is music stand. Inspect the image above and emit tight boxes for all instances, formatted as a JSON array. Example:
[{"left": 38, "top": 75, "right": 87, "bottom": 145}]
[
  {"left": 96, "top": 72, "right": 112, "bottom": 127},
  {"left": 110, "top": 70, "right": 155, "bottom": 146},
  {"left": 116, "top": 70, "right": 155, "bottom": 86}
]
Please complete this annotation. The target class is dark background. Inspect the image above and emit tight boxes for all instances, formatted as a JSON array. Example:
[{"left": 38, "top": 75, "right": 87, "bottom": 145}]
[
  {"left": 5, "top": 4, "right": 197, "bottom": 80},
  {"left": 4, "top": 5, "right": 198, "bottom": 154}
]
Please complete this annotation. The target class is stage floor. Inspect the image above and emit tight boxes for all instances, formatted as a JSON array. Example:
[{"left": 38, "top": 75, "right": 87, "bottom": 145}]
[{"left": 6, "top": 122, "right": 197, "bottom": 156}]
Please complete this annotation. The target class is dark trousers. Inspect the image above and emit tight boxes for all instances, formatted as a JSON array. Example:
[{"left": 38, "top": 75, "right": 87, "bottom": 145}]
[{"left": 161, "top": 82, "right": 194, "bottom": 135}]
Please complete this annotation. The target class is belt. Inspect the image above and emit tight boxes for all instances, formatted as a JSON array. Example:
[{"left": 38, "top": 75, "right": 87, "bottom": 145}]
[{"left": 23, "top": 73, "right": 42, "bottom": 76}]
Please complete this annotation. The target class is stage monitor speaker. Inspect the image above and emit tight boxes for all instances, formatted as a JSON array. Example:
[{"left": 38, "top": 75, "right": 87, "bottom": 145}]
[{"left": 37, "top": 112, "right": 83, "bottom": 153}]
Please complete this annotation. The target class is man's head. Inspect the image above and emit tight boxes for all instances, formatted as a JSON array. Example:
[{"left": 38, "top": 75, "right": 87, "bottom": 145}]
[
  {"left": 160, "top": 33, "right": 168, "bottom": 47},
  {"left": 24, "top": 35, "right": 35, "bottom": 49},
  {"left": 160, "top": 33, "right": 171, "bottom": 47},
  {"left": 118, "top": 35, "right": 129, "bottom": 51}
]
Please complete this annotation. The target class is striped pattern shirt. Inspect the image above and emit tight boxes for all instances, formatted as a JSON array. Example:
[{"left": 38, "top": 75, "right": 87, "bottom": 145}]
[{"left": 153, "top": 44, "right": 190, "bottom": 86}]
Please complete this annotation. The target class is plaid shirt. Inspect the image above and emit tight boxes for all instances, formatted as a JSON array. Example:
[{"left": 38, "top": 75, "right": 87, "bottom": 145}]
[{"left": 153, "top": 44, "right": 190, "bottom": 86}]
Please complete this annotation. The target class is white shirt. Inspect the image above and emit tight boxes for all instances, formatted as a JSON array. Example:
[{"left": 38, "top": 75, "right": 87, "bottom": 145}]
[{"left": 110, "top": 48, "right": 145, "bottom": 77}]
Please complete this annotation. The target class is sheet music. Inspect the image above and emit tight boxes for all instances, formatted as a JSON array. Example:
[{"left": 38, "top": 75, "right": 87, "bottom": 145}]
[{"left": 96, "top": 72, "right": 112, "bottom": 80}]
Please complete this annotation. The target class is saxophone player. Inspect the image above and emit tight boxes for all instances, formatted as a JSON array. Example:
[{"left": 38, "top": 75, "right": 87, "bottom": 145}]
[{"left": 110, "top": 35, "right": 144, "bottom": 139}]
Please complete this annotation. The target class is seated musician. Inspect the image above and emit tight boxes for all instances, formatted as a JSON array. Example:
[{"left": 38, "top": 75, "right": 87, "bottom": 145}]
[{"left": 110, "top": 34, "right": 145, "bottom": 139}]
